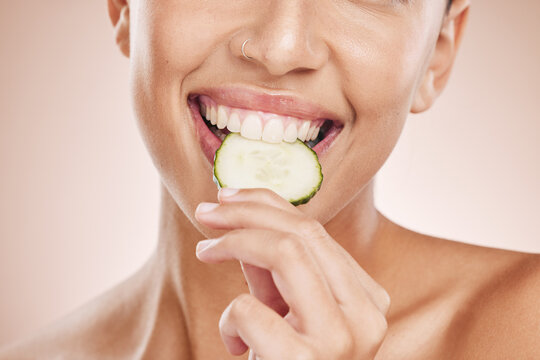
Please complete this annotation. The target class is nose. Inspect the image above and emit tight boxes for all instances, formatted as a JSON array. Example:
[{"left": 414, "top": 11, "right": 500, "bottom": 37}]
[{"left": 230, "top": 1, "right": 330, "bottom": 76}]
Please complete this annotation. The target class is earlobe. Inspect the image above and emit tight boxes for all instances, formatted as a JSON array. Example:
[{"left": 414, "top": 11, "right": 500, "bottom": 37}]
[
  {"left": 411, "top": 70, "right": 436, "bottom": 114},
  {"left": 411, "top": 0, "right": 470, "bottom": 114},
  {"left": 107, "top": 0, "right": 130, "bottom": 58}
]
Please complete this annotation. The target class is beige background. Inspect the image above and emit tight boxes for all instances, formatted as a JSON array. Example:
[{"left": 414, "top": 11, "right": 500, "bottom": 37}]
[{"left": 1, "top": 0, "right": 539, "bottom": 347}]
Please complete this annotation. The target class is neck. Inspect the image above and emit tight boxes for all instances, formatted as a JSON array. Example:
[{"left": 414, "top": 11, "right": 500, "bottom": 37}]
[{"left": 148, "top": 180, "right": 393, "bottom": 359}]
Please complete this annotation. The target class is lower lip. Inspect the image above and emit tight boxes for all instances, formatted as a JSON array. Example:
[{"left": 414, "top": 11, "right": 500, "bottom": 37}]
[{"left": 188, "top": 97, "right": 343, "bottom": 165}]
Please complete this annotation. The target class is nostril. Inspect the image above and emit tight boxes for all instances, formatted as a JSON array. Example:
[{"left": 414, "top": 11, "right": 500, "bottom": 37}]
[{"left": 240, "top": 28, "right": 329, "bottom": 77}]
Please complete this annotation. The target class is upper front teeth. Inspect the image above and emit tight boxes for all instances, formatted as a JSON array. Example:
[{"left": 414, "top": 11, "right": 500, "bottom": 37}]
[
  {"left": 298, "top": 121, "right": 311, "bottom": 142},
  {"left": 210, "top": 107, "right": 218, "bottom": 126},
  {"left": 200, "top": 96, "right": 324, "bottom": 144},
  {"left": 283, "top": 123, "right": 298, "bottom": 142},
  {"left": 241, "top": 114, "right": 263, "bottom": 140},
  {"left": 217, "top": 106, "right": 228, "bottom": 129},
  {"left": 227, "top": 113, "right": 241, "bottom": 132},
  {"left": 262, "top": 118, "right": 284, "bottom": 143}
]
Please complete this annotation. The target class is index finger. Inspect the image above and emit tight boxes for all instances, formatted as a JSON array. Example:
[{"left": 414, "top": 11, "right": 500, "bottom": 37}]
[
  {"left": 196, "top": 199, "right": 391, "bottom": 314},
  {"left": 218, "top": 187, "right": 301, "bottom": 214}
]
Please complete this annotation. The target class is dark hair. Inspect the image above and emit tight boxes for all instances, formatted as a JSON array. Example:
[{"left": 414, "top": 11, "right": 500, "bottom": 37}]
[{"left": 447, "top": 0, "right": 453, "bottom": 11}]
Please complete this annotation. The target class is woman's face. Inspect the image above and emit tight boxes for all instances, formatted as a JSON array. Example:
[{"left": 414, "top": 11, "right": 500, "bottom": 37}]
[{"left": 126, "top": 0, "right": 450, "bottom": 236}]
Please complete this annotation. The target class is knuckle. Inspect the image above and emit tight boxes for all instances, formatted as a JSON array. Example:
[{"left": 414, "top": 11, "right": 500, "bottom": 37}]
[
  {"left": 299, "top": 218, "right": 325, "bottom": 239},
  {"left": 250, "top": 187, "right": 284, "bottom": 205},
  {"left": 275, "top": 235, "right": 307, "bottom": 262},
  {"left": 222, "top": 228, "right": 243, "bottom": 240},
  {"left": 229, "top": 293, "right": 256, "bottom": 319},
  {"left": 364, "top": 311, "right": 388, "bottom": 355},
  {"left": 379, "top": 288, "right": 391, "bottom": 315},
  {"left": 214, "top": 230, "right": 239, "bottom": 247},
  {"left": 375, "top": 311, "right": 389, "bottom": 335},
  {"left": 260, "top": 187, "right": 279, "bottom": 199},
  {"left": 292, "top": 344, "right": 317, "bottom": 360},
  {"left": 330, "top": 328, "right": 355, "bottom": 357}
]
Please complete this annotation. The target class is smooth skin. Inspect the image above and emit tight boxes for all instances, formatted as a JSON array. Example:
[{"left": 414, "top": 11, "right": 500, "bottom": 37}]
[{"left": 1, "top": 0, "right": 539, "bottom": 359}]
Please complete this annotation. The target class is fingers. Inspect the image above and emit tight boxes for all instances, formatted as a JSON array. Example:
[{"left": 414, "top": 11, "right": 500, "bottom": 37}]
[
  {"left": 218, "top": 187, "right": 300, "bottom": 215},
  {"left": 222, "top": 293, "right": 386, "bottom": 360},
  {"left": 336, "top": 248, "right": 391, "bottom": 315},
  {"left": 196, "top": 188, "right": 390, "bottom": 359},
  {"left": 221, "top": 187, "right": 391, "bottom": 314},
  {"left": 196, "top": 199, "right": 305, "bottom": 231},
  {"left": 196, "top": 195, "right": 390, "bottom": 314},
  {"left": 196, "top": 228, "right": 341, "bottom": 331},
  {"left": 240, "top": 262, "right": 289, "bottom": 317},
  {"left": 220, "top": 293, "right": 312, "bottom": 359}
]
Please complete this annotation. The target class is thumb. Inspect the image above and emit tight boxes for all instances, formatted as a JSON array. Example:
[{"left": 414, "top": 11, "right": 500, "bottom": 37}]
[{"left": 240, "top": 261, "right": 289, "bottom": 317}]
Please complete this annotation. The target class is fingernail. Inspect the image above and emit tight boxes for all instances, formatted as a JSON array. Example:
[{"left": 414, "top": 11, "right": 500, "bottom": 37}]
[
  {"left": 196, "top": 202, "right": 219, "bottom": 214},
  {"left": 196, "top": 239, "right": 216, "bottom": 254},
  {"left": 219, "top": 188, "right": 240, "bottom": 198}
]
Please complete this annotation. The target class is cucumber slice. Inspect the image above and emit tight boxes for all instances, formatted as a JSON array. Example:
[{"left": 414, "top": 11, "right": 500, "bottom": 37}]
[{"left": 213, "top": 133, "right": 323, "bottom": 206}]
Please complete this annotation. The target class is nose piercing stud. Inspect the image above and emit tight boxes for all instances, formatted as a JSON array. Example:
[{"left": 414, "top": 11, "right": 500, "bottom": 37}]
[{"left": 241, "top": 39, "right": 253, "bottom": 60}]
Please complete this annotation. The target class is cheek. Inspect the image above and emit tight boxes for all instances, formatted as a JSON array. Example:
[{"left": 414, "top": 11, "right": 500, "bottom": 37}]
[
  {"left": 127, "top": 0, "right": 436, "bottom": 226},
  {"left": 128, "top": 1, "right": 231, "bottom": 227},
  {"left": 342, "top": 15, "right": 432, "bottom": 151},
  {"left": 129, "top": 0, "right": 256, "bottom": 144},
  {"left": 308, "top": 19, "right": 432, "bottom": 220},
  {"left": 340, "top": 23, "right": 429, "bottom": 122},
  {"left": 133, "top": 0, "right": 258, "bottom": 76},
  {"left": 128, "top": 0, "right": 271, "bottom": 233},
  {"left": 135, "top": 1, "right": 221, "bottom": 72}
]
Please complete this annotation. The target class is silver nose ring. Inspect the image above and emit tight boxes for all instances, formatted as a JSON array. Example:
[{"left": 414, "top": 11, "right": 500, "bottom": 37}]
[{"left": 241, "top": 39, "right": 253, "bottom": 60}]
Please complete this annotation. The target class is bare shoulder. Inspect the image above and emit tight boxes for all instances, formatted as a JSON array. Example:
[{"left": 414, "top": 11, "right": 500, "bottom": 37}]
[
  {"left": 413, "top": 232, "right": 540, "bottom": 357},
  {"left": 449, "top": 248, "right": 540, "bottom": 358},
  {"left": 390, "top": 224, "right": 537, "bottom": 293},
  {"left": 0, "top": 267, "right": 151, "bottom": 360}
]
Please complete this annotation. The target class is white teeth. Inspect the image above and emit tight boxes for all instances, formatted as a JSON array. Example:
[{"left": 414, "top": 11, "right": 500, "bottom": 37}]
[
  {"left": 241, "top": 114, "right": 263, "bottom": 140},
  {"left": 227, "top": 112, "right": 241, "bottom": 132},
  {"left": 283, "top": 122, "right": 298, "bottom": 143},
  {"left": 297, "top": 121, "right": 311, "bottom": 142},
  {"left": 262, "top": 118, "right": 284, "bottom": 143},
  {"left": 217, "top": 106, "right": 228, "bottom": 129},
  {"left": 210, "top": 106, "right": 217, "bottom": 126},
  {"left": 306, "top": 126, "right": 316, "bottom": 142},
  {"left": 310, "top": 126, "right": 320, "bottom": 141},
  {"left": 200, "top": 100, "right": 326, "bottom": 144}
]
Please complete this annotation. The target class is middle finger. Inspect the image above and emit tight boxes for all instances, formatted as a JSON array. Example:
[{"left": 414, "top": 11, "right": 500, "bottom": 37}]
[
  {"left": 196, "top": 201, "right": 389, "bottom": 314},
  {"left": 196, "top": 228, "right": 342, "bottom": 333}
]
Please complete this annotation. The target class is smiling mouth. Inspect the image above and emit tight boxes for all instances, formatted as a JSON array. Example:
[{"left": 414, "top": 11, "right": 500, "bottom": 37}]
[{"left": 193, "top": 94, "right": 339, "bottom": 149}]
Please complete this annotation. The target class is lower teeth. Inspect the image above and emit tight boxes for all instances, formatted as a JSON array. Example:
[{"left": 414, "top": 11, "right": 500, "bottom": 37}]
[
  {"left": 306, "top": 134, "right": 323, "bottom": 148},
  {"left": 209, "top": 124, "right": 230, "bottom": 141}
]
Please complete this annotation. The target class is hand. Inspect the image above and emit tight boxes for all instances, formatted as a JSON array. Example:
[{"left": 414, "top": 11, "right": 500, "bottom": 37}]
[{"left": 194, "top": 188, "right": 390, "bottom": 360}]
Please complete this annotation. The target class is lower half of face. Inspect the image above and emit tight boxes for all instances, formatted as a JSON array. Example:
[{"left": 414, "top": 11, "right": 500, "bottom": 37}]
[{"left": 129, "top": 0, "right": 443, "bottom": 236}]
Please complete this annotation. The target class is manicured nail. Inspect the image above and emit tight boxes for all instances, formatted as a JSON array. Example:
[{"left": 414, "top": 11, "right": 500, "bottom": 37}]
[
  {"left": 219, "top": 188, "right": 240, "bottom": 198},
  {"left": 196, "top": 202, "right": 219, "bottom": 214},
  {"left": 196, "top": 239, "right": 216, "bottom": 254}
]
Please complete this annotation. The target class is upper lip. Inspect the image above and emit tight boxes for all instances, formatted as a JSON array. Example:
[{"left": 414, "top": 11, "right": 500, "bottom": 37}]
[{"left": 188, "top": 86, "right": 344, "bottom": 125}]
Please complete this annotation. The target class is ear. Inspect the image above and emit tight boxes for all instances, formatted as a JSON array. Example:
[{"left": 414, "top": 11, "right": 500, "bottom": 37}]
[
  {"left": 107, "top": 0, "right": 130, "bottom": 58},
  {"left": 411, "top": 0, "right": 470, "bottom": 113}
]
